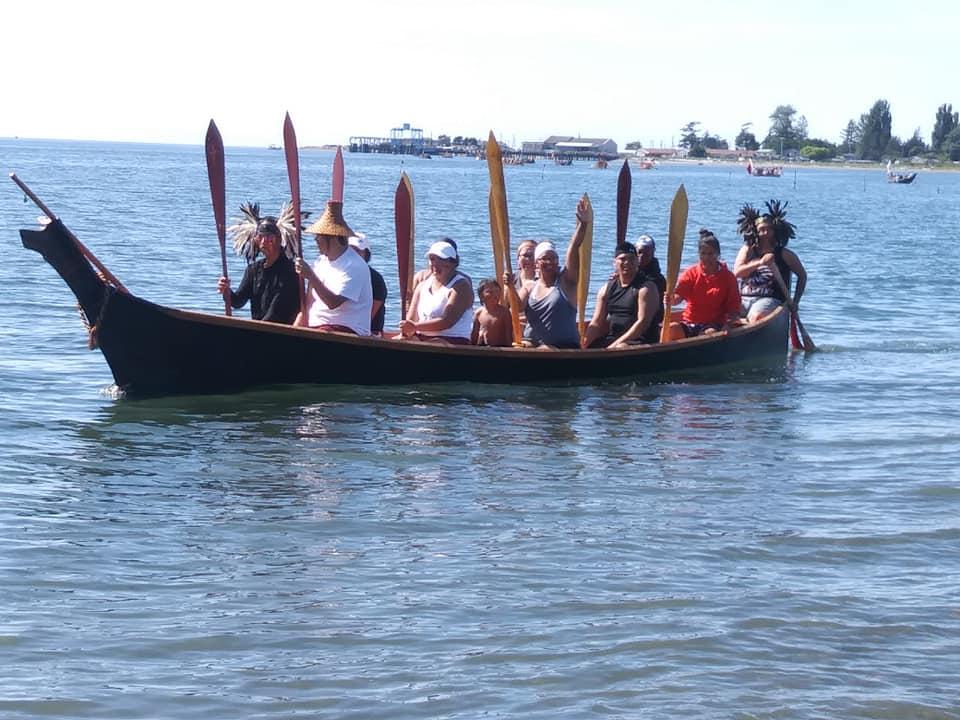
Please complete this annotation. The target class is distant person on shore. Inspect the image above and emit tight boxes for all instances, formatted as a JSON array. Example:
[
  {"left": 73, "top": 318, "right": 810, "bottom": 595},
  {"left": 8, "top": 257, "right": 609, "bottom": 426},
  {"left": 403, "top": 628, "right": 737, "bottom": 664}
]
[
  {"left": 665, "top": 229, "right": 741, "bottom": 339},
  {"left": 218, "top": 216, "right": 299, "bottom": 324},
  {"left": 507, "top": 197, "right": 591, "bottom": 349},
  {"left": 348, "top": 233, "right": 387, "bottom": 335},
  {"left": 295, "top": 201, "right": 373, "bottom": 335},
  {"left": 734, "top": 202, "right": 807, "bottom": 321},
  {"left": 471, "top": 279, "right": 512, "bottom": 347},
  {"left": 400, "top": 239, "right": 474, "bottom": 344},
  {"left": 583, "top": 239, "right": 664, "bottom": 348}
]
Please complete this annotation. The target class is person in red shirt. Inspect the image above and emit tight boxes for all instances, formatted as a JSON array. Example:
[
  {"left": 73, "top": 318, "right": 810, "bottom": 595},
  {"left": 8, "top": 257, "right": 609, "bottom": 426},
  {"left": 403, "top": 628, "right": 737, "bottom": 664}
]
[{"left": 666, "top": 229, "right": 741, "bottom": 339}]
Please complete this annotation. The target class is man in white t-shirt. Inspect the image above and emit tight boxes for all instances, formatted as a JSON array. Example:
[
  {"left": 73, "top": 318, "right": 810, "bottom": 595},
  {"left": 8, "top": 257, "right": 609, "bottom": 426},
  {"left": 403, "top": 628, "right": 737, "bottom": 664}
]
[{"left": 294, "top": 201, "right": 373, "bottom": 335}]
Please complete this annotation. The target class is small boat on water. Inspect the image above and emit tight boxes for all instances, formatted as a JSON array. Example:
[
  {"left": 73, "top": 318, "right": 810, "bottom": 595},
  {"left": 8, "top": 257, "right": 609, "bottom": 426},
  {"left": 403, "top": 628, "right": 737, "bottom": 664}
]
[
  {"left": 18, "top": 217, "right": 790, "bottom": 398},
  {"left": 594, "top": 158, "right": 609, "bottom": 169},
  {"left": 746, "top": 160, "right": 782, "bottom": 177},
  {"left": 886, "top": 161, "right": 917, "bottom": 184}
]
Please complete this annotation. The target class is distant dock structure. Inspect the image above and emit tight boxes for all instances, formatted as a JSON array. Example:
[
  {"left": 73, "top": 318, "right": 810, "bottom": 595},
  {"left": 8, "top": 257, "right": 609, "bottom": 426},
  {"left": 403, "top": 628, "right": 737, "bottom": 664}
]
[
  {"left": 350, "top": 124, "right": 619, "bottom": 162},
  {"left": 350, "top": 123, "right": 434, "bottom": 155}
]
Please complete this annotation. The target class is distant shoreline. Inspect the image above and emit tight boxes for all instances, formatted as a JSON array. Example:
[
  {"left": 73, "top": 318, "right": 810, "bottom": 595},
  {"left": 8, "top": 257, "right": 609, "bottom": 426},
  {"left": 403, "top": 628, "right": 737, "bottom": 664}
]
[{"left": 651, "top": 157, "right": 958, "bottom": 173}]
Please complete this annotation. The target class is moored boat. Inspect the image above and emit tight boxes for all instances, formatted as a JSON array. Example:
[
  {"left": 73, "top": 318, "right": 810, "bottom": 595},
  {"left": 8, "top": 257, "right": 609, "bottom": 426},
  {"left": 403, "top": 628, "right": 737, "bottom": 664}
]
[
  {"left": 19, "top": 218, "right": 790, "bottom": 398},
  {"left": 886, "top": 161, "right": 917, "bottom": 184},
  {"left": 746, "top": 160, "right": 782, "bottom": 177}
]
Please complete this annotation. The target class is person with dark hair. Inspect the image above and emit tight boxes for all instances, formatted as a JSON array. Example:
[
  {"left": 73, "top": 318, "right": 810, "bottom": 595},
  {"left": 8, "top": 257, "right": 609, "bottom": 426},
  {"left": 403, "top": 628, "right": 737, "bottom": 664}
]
[
  {"left": 471, "top": 279, "right": 512, "bottom": 347},
  {"left": 348, "top": 233, "right": 388, "bottom": 335},
  {"left": 509, "top": 196, "right": 590, "bottom": 349},
  {"left": 733, "top": 201, "right": 808, "bottom": 321},
  {"left": 582, "top": 240, "right": 664, "bottom": 349},
  {"left": 665, "top": 229, "right": 741, "bottom": 339},
  {"left": 400, "top": 239, "right": 474, "bottom": 344},
  {"left": 295, "top": 201, "right": 373, "bottom": 335},
  {"left": 217, "top": 216, "right": 299, "bottom": 324}
]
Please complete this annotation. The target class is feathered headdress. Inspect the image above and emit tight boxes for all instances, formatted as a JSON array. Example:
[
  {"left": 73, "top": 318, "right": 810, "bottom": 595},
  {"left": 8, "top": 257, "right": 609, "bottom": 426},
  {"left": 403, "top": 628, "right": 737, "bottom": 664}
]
[
  {"left": 763, "top": 199, "right": 796, "bottom": 248},
  {"left": 737, "top": 203, "right": 760, "bottom": 246},
  {"left": 227, "top": 201, "right": 310, "bottom": 261}
]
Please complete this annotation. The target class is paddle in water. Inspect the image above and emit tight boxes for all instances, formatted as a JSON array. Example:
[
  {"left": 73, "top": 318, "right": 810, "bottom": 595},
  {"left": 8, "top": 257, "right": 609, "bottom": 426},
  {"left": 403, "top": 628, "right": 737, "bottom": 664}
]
[
  {"left": 282, "top": 112, "right": 306, "bottom": 318},
  {"left": 204, "top": 120, "right": 231, "bottom": 316},
  {"left": 485, "top": 131, "right": 522, "bottom": 344},
  {"left": 394, "top": 172, "right": 415, "bottom": 319},
  {"left": 659, "top": 184, "right": 688, "bottom": 343}
]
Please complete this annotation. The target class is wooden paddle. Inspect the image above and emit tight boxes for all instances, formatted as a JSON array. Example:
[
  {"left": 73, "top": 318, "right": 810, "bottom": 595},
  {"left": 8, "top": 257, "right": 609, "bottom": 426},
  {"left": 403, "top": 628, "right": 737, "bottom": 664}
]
[
  {"left": 616, "top": 159, "right": 631, "bottom": 247},
  {"left": 485, "top": 131, "right": 521, "bottom": 343},
  {"left": 204, "top": 120, "right": 231, "bottom": 316},
  {"left": 394, "top": 172, "right": 415, "bottom": 319},
  {"left": 659, "top": 184, "right": 688, "bottom": 344},
  {"left": 282, "top": 112, "right": 306, "bottom": 318},
  {"left": 333, "top": 146, "right": 345, "bottom": 203},
  {"left": 488, "top": 188, "right": 505, "bottom": 290},
  {"left": 10, "top": 172, "right": 129, "bottom": 294},
  {"left": 771, "top": 265, "right": 816, "bottom": 352},
  {"left": 577, "top": 193, "right": 593, "bottom": 342}
]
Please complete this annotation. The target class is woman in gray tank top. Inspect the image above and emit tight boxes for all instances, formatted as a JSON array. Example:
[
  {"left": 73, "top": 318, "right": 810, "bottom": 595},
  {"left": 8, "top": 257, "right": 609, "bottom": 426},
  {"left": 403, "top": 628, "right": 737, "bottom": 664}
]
[{"left": 509, "top": 197, "right": 591, "bottom": 349}]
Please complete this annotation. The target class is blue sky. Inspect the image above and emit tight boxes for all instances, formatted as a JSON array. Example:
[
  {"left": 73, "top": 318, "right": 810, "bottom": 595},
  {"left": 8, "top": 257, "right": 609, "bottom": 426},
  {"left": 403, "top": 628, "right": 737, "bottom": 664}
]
[{"left": 3, "top": 0, "right": 955, "bottom": 149}]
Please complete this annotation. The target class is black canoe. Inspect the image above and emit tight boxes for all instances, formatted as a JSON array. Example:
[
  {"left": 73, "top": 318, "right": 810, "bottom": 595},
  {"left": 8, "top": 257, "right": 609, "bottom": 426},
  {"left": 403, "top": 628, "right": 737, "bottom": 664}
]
[{"left": 21, "top": 219, "right": 790, "bottom": 398}]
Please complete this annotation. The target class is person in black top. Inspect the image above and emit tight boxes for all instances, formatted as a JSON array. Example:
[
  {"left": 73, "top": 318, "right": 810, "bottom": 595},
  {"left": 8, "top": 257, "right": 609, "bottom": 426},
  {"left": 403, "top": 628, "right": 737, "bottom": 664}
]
[
  {"left": 582, "top": 241, "right": 665, "bottom": 348},
  {"left": 349, "top": 234, "right": 388, "bottom": 335},
  {"left": 217, "top": 217, "right": 300, "bottom": 324}
]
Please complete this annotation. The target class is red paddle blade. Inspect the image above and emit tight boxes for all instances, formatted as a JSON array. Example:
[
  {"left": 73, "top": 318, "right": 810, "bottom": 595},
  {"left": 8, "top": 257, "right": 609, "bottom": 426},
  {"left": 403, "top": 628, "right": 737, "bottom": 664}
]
[
  {"left": 333, "top": 146, "right": 344, "bottom": 203},
  {"left": 789, "top": 313, "right": 802, "bottom": 350},
  {"left": 395, "top": 173, "right": 413, "bottom": 318},
  {"left": 204, "top": 120, "right": 226, "bottom": 248},
  {"left": 616, "top": 159, "right": 631, "bottom": 246},
  {"left": 282, "top": 112, "right": 302, "bottom": 258}
]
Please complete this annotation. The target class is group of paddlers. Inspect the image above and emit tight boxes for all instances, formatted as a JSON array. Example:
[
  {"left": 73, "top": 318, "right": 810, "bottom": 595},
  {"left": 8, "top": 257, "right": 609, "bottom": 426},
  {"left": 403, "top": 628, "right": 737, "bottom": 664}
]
[{"left": 217, "top": 196, "right": 806, "bottom": 350}]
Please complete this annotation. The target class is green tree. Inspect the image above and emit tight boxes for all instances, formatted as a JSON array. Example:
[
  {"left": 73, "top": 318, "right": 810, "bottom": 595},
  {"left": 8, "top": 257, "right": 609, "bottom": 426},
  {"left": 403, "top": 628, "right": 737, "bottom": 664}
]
[
  {"left": 702, "top": 132, "right": 728, "bottom": 150},
  {"left": 735, "top": 123, "right": 760, "bottom": 151},
  {"left": 626, "top": 140, "right": 643, "bottom": 151},
  {"left": 856, "top": 99, "right": 892, "bottom": 161},
  {"left": 679, "top": 121, "right": 701, "bottom": 149},
  {"left": 931, "top": 103, "right": 958, "bottom": 153},
  {"left": 688, "top": 144, "right": 707, "bottom": 158},
  {"left": 839, "top": 120, "right": 860, "bottom": 155},
  {"left": 944, "top": 125, "right": 960, "bottom": 161},
  {"left": 901, "top": 129, "right": 927, "bottom": 157},
  {"left": 762, "top": 105, "right": 807, "bottom": 153},
  {"left": 437, "top": 134, "right": 451, "bottom": 146},
  {"left": 800, "top": 146, "right": 833, "bottom": 161}
]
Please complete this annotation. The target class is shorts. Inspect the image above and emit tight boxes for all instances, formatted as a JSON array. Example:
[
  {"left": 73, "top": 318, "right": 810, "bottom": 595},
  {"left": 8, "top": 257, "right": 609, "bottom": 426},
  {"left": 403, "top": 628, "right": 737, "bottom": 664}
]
[
  {"left": 681, "top": 322, "right": 722, "bottom": 338},
  {"left": 741, "top": 296, "right": 781, "bottom": 320}
]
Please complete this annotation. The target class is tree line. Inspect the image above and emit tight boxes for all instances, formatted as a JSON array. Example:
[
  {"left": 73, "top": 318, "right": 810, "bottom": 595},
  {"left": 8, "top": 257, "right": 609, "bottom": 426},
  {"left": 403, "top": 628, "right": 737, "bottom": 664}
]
[{"left": 628, "top": 101, "right": 960, "bottom": 162}]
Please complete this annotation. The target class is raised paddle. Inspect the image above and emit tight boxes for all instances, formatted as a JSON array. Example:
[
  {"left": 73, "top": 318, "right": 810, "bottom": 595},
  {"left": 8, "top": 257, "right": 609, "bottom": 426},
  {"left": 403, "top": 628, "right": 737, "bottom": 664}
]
[
  {"left": 204, "top": 120, "right": 231, "bottom": 316},
  {"left": 282, "top": 112, "right": 306, "bottom": 318},
  {"left": 577, "top": 193, "right": 593, "bottom": 342},
  {"left": 485, "top": 131, "right": 522, "bottom": 344},
  {"left": 616, "top": 159, "right": 631, "bottom": 247},
  {"left": 659, "top": 184, "right": 688, "bottom": 344},
  {"left": 394, "top": 172, "right": 415, "bottom": 319},
  {"left": 333, "top": 146, "right": 345, "bottom": 203},
  {"left": 10, "top": 173, "right": 129, "bottom": 294},
  {"left": 488, "top": 188, "right": 505, "bottom": 290}
]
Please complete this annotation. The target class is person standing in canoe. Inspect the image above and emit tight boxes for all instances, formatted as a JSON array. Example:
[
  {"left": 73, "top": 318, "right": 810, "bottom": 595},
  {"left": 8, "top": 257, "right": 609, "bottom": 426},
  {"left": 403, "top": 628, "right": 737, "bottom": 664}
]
[
  {"left": 665, "top": 229, "right": 741, "bottom": 338},
  {"left": 582, "top": 239, "right": 664, "bottom": 349},
  {"left": 295, "top": 201, "right": 373, "bottom": 335},
  {"left": 218, "top": 211, "right": 300, "bottom": 325},
  {"left": 507, "top": 196, "right": 591, "bottom": 349},
  {"left": 733, "top": 201, "right": 807, "bottom": 322},
  {"left": 348, "top": 233, "right": 388, "bottom": 336},
  {"left": 400, "top": 239, "right": 474, "bottom": 344}
]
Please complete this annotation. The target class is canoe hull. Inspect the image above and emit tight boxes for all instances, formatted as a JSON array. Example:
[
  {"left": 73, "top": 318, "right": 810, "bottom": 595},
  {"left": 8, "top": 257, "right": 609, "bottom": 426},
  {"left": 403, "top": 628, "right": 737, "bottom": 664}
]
[{"left": 22, "top": 220, "right": 790, "bottom": 397}]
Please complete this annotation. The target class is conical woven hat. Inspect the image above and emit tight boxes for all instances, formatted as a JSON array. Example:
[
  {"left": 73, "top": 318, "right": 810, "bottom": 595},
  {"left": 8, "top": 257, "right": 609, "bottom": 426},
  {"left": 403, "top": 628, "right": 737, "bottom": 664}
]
[{"left": 306, "top": 201, "right": 354, "bottom": 238}]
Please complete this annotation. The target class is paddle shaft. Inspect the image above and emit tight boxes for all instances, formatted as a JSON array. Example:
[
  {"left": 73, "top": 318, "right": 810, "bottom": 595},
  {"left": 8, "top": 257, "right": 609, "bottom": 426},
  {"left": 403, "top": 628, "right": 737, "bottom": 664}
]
[
  {"left": 204, "top": 121, "right": 231, "bottom": 316},
  {"left": 486, "top": 133, "right": 522, "bottom": 344},
  {"left": 10, "top": 172, "right": 129, "bottom": 294},
  {"left": 333, "top": 146, "right": 345, "bottom": 203},
  {"left": 771, "top": 264, "right": 815, "bottom": 351}
]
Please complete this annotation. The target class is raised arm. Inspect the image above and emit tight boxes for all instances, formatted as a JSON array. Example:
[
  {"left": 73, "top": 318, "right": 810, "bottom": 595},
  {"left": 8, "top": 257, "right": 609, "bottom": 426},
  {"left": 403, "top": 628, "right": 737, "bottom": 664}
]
[{"left": 560, "top": 196, "right": 592, "bottom": 299}]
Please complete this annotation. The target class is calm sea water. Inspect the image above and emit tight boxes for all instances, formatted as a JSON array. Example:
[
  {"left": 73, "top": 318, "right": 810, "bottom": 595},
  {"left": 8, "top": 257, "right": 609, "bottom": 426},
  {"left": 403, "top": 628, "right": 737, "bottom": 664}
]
[{"left": 1, "top": 138, "right": 958, "bottom": 719}]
